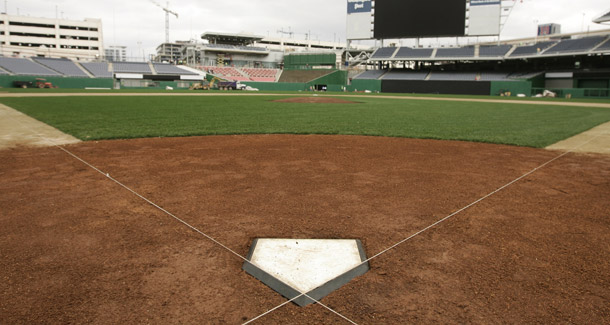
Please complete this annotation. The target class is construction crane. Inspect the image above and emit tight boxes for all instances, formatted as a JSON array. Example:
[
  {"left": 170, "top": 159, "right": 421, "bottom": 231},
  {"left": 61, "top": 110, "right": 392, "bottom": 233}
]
[
  {"left": 149, "top": 0, "right": 178, "bottom": 43},
  {"left": 277, "top": 27, "right": 294, "bottom": 38}
]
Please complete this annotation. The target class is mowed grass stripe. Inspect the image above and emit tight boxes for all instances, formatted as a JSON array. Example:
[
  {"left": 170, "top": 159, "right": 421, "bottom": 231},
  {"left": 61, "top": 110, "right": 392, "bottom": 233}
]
[{"left": 1, "top": 95, "right": 609, "bottom": 148}]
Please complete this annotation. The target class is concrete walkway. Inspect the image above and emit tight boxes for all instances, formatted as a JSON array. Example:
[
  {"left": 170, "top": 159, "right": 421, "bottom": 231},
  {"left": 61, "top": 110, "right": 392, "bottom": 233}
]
[{"left": 0, "top": 103, "right": 80, "bottom": 150}]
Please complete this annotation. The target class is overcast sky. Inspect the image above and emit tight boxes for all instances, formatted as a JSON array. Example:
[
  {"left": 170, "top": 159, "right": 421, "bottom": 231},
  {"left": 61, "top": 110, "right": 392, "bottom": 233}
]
[{"left": 7, "top": 0, "right": 610, "bottom": 58}]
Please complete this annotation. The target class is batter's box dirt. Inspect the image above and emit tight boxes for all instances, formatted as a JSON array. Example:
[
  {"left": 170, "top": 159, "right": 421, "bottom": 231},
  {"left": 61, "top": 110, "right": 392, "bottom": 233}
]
[{"left": 1, "top": 135, "right": 608, "bottom": 324}]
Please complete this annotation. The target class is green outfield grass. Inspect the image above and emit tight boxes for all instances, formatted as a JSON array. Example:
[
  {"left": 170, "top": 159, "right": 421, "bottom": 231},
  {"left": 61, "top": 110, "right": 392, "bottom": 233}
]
[
  {"left": 2, "top": 88, "right": 610, "bottom": 104},
  {"left": 1, "top": 94, "right": 609, "bottom": 147}
]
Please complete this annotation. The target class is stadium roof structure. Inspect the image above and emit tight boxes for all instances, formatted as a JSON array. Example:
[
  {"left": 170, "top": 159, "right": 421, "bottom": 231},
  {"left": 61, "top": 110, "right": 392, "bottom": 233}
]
[
  {"left": 201, "top": 32, "right": 264, "bottom": 46},
  {"left": 594, "top": 9, "right": 610, "bottom": 24}
]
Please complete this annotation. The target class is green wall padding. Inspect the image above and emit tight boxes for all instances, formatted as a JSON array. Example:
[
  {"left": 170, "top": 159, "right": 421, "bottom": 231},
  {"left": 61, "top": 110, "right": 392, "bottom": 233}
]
[
  {"left": 490, "top": 81, "right": 532, "bottom": 96},
  {"left": 0, "top": 75, "right": 113, "bottom": 89}
]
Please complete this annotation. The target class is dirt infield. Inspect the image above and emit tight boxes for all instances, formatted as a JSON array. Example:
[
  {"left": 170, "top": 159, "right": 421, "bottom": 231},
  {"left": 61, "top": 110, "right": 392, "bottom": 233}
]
[
  {"left": 272, "top": 97, "right": 360, "bottom": 104},
  {"left": 1, "top": 135, "right": 608, "bottom": 324}
]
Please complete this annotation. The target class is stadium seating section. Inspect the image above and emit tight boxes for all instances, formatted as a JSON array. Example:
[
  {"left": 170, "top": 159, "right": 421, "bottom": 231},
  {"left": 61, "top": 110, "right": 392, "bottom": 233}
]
[
  {"left": 382, "top": 70, "right": 428, "bottom": 80},
  {"left": 544, "top": 36, "right": 606, "bottom": 55},
  {"left": 479, "top": 45, "right": 512, "bottom": 57},
  {"left": 479, "top": 72, "right": 510, "bottom": 81},
  {"left": 509, "top": 42, "right": 556, "bottom": 57},
  {"left": 241, "top": 68, "right": 277, "bottom": 82},
  {"left": 355, "top": 70, "right": 387, "bottom": 80},
  {"left": 372, "top": 47, "right": 398, "bottom": 59},
  {"left": 0, "top": 57, "right": 60, "bottom": 76},
  {"left": 81, "top": 62, "right": 113, "bottom": 78},
  {"left": 202, "top": 66, "right": 250, "bottom": 81},
  {"left": 594, "top": 39, "right": 610, "bottom": 52},
  {"left": 33, "top": 58, "right": 89, "bottom": 77},
  {"left": 394, "top": 47, "right": 434, "bottom": 59},
  {"left": 153, "top": 63, "right": 196, "bottom": 75},
  {"left": 112, "top": 62, "right": 152, "bottom": 74},
  {"left": 435, "top": 47, "right": 475, "bottom": 58},
  {"left": 200, "top": 66, "right": 279, "bottom": 82}
]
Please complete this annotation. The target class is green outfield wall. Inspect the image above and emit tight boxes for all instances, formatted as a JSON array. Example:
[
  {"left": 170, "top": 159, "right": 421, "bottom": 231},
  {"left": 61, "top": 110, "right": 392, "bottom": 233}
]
[{"left": 0, "top": 75, "right": 113, "bottom": 89}]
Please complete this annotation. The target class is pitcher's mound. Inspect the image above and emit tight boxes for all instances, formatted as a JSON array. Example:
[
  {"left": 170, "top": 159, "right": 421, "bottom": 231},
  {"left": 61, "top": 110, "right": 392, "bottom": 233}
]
[{"left": 273, "top": 97, "right": 359, "bottom": 104}]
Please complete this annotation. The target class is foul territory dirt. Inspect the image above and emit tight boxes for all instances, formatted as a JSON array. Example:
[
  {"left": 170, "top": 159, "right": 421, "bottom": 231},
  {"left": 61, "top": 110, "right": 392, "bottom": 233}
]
[{"left": 1, "top": 135, "right": 608, "bottom": 324}]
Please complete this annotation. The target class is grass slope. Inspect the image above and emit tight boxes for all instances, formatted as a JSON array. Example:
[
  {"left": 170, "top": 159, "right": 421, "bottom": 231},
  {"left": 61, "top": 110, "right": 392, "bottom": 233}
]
[{"left": 1, "top": 95, "right": 609, "bottom": 147}]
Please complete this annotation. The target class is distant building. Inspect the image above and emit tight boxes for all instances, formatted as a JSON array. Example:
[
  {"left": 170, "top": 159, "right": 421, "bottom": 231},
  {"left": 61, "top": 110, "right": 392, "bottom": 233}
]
[
  {"left": 105, "top": 45, "right": 127, "bottom": 62},
  {"left": 0, "top": 13, "right": 104, "bottom": 60},
  {"left": 538, "top": 23, "right": 561, "bottom": 36},
  {"left": 180, "top": 32, "right": 370, "bottom": 68},
  {"left": 155, "top": 42, "right": 187, "bottom": 63}
]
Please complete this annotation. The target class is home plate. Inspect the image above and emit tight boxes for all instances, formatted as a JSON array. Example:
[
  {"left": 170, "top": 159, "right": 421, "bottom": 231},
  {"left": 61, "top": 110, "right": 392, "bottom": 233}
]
[{"left": 243, "top": 238, "right": 370, "bottom": 306}]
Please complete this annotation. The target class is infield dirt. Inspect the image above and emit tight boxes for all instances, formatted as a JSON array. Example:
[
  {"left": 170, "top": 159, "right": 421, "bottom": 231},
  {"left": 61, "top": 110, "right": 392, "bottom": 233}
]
[{"left": 1, "top": 135, "right": 609, "bottom": 324}]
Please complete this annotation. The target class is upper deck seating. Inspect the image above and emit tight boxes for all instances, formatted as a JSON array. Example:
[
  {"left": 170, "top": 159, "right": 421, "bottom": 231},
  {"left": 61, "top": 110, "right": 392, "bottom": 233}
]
[
  {"left": 544, "top": 36, "right": 606, "bottom": 55},
  {"left": 371, "top": 47, "right": 398, "bottom": 59},
  {"left": 435, "top": 47, "right": 475, "bottom": 58},
  {"left": 394, "top": 47, "right": 434, "bottom": 59},
  {"left": 479, "top": 45, "right": 512, "bottom": 57},
  {"left": 509, "top": 42, "right": 556, "bottom": 57}
]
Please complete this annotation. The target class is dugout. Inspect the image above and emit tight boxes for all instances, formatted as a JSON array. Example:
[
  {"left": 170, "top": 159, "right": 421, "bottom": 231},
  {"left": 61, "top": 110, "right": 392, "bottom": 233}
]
[{"left": 113, "top": 73, "right": 204, "bottom": 89}]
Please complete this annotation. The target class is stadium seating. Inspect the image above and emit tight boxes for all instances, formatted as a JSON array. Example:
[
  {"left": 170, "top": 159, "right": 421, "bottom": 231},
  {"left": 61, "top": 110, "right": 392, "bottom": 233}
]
[
  {"left": 0, "top": 68, "right": 8, "bottom": 75},
  {"left": 153, "top": 63, "right": 196, "bottom": 75},
  {"left": 33, "top": 58, "right": 89, "bottom": 77},
  {"left": 509, "top": 41, "right": 556, "bottom": 57},
  {"left": 544, "top": 36, "right": 606, "bottom": 55},
  {"left": 428, "top": 71, "right": 477, "bottom": 81},
  {"left": 394, "top": 47, "right": 434, "bottom": 59},
  {"left": 479, "top": 45, "right": 513, "bottom": 57},
  {"left": 508, "top": 71, "right": 544, "bottom": 80},
  {"left": 479, "top": 72, "right": 510, "bottom": 81},
  {"left": 241, "top": 68, "right": 278, "bottom": 82},
  {"left": 435, "top": 47, "right": 475, "bottom": 58},
  {"left": 0, "top": 57, "right": 60, "bottom": 76},
  {"left": 594, "top": 39, "right": 610, "bottom": 52},
  {"left": 81, "top": 62, "right": 112, "bottom": 78},
  {"left": 382, "top": 70, "right": 428, "bottom": 80},
  {"left": 203, "top": 66, "right": 250, "bottom": 81},
  {"left": 354, "top": 70, "right": 387, "bottom": 80},
  {"left": 371, "top": 47, "right": 398, "bottom": 59},
  {"left": 112, "top": 62, "right": 152, "bottom": 74}
]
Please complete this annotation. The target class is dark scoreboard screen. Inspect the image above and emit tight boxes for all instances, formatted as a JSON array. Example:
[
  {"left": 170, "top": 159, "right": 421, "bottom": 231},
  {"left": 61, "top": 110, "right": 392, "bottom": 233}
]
[{"left": 374, "top": 0, "right": 467, "bottom": 39}]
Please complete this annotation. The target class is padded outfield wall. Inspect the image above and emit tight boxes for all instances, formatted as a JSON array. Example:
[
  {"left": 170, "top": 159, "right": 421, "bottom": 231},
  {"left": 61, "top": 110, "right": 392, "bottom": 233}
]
[{"left": 0, "top": 75, "right": 113, "bottom": 89}]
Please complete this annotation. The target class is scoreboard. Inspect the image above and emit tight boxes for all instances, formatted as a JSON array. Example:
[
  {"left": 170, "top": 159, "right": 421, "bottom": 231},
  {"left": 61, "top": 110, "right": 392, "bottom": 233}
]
[{"left": 346, "top": 0, "right": 502, "bottom": 40}]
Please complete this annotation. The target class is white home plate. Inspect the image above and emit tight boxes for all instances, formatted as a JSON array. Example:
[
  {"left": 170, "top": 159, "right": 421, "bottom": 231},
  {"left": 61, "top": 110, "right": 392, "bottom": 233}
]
[{"left": 243, "top": 238, "right": 369, "bottom": 306}]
